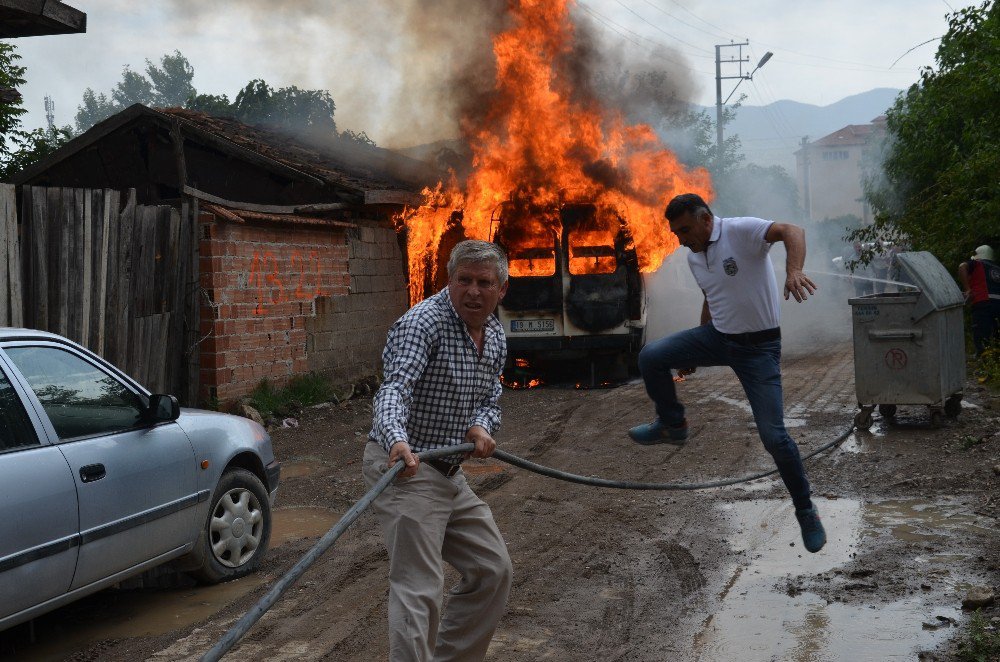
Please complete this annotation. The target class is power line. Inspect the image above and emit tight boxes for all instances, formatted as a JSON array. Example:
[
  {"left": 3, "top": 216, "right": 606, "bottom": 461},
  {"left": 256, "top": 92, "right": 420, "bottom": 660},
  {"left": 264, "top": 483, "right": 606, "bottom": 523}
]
[
  {"left": 661, "top": 0, "right": 743, "bottom": 41},
  {"left": 577, "top": 2, "right": 716, "bottom": 74},
  {"left": 646, "top": 0, "right": 918, "bottom": 72},
  {"left": 640, "top": 0, "right": 735, "bottom": 43},
  {"left": 614, "top": 0, "right": 714, "bottom": 57}
]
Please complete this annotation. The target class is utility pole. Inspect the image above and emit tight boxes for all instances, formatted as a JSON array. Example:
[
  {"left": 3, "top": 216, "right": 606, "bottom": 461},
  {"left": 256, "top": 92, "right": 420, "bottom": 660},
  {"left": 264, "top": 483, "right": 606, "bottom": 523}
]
[
  {"left": 715, "top": 42, "right": 772, "bottom": 162},
  {"left": 44, "top": 95, "right": 55, "bottom": 132}
]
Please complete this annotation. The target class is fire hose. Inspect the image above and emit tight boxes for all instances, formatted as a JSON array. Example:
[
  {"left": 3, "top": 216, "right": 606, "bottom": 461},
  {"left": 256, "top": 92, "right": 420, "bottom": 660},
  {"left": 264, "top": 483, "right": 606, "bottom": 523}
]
[{"left": 201, "top": 424, "right": 855, "bottom": 661}]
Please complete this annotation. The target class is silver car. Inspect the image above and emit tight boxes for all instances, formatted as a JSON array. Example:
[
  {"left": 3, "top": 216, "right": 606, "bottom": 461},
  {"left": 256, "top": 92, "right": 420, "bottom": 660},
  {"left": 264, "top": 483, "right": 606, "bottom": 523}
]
[{"left": 0, "top": 329, "right": 280, "bottom": 632}]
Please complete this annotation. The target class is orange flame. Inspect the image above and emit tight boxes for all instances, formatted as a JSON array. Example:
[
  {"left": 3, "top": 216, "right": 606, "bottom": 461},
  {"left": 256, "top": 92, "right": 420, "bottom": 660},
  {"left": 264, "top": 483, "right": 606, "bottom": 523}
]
[{"left": 397, "top": 0, "right": 712, "bottom": 303}]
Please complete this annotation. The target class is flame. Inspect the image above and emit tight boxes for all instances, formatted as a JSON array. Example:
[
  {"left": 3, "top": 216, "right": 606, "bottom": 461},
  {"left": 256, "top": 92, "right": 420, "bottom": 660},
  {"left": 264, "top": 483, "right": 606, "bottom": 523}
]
[
  {"left": 396, "top": 0, "right": 712, "bottom": 303},
  {"left": 501, "top": 375, "right": 543, "bottom": 389}
]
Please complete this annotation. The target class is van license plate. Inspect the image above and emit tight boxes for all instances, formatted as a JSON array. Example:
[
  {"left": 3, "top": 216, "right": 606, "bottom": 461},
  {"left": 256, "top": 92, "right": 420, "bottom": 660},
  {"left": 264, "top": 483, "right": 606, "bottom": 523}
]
[{"left": 511, "top": 319, "right": 555, "bottom": 333}]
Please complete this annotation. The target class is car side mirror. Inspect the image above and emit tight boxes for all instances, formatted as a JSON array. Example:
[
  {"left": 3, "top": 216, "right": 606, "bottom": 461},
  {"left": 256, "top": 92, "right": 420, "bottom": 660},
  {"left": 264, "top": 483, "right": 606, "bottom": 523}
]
[{"left": 147, "top": 394, "right": 180, "bottom": 422}]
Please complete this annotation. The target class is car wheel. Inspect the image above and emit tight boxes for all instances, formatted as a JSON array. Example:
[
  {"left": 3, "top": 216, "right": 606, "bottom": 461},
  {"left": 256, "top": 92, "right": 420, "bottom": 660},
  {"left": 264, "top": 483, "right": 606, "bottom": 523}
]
[{"left": 191, "top": 468, "right": 271, "bottom": 584}]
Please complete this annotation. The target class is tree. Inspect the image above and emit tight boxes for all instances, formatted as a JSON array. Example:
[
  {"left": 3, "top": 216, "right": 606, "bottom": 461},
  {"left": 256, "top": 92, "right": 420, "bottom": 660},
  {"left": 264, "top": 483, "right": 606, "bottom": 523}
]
[
  {"left": 75, "top": 51, "right": 197, "bottom": 132},
  {"left": 858, "top": 0, "right": 1000, "bottom": 268},
  {"left": 145, "top": 50, "right": 195, "bottom": 107},
  {"left": 0, "top": 41, "right": 72, "bottom": 181},
  {"left": 232, "top": 79, "right": 337, "bottom": 135},
  {"left": 187, "top": 92, "right": 233, "bottom": 117},
  {"left": 75, "top": 89, "right": 116, "bottom": 133},
  {"left": 74, "top": 52, "right": 375, "bottom": 146},
  {"left": 0, "top": 41, "right": 28, "bottom": 167},
  {"left": 2, "top": 126, "right": 74, "bottom": 180}
]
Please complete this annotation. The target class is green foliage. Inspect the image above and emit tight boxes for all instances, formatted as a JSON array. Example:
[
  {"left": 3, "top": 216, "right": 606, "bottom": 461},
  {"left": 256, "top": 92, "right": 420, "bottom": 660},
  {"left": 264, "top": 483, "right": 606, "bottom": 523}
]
[
  {"left": 248, "top": 373, "right": 335, "bottom": 419},
  {"left": 232, "top": 79, "right": 337, "bottom": 135},
  {"left": 74, "top": 53, "right": 362, "bottom": 144},
  {"left": 975, "top": 342, "right": 1000, "bottom": 389},
  {"left": 0, "top": 126, "right": 73, "bottom": 181},
  {"left": 75, "top": 50, "right": 196, "bottom": 132},
  {"left": 860, "top": 1, "right": 1000, "bottom": 268},
  {"left": 0, "top": 41, "right": 27, "bottom": 165},
  {"left": 956, "top": 610, "right": 1000, "bottom": 661},
  {"left": 0, "top": 41, "right": 73, "bottom": 180},
  {"left": 145, "top": 50, "right": 195, "bottom": 107},
  {"left": 341, "top": 128, "right": 377, "bottom": 147},
  {"left": 74, "top": 89, "right": 116, "bottom": 134},
  {"left": 187, "top": 93, "right": 233, "bottom": 116}
]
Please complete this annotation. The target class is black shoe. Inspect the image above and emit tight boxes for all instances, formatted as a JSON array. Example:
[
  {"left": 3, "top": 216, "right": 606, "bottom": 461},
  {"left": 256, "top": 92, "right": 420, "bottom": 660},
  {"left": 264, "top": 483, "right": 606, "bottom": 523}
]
[
  {"left": 796, "top": 507, "right": 826, "bottom": 553},
  {"left": 628, "top": 419, "right": 688, "bottom": 445}
]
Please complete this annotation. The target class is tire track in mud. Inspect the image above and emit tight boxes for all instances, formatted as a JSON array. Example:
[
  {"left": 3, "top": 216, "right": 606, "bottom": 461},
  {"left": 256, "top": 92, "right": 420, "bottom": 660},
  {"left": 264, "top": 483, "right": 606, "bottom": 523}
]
[{"left": 525, "top": 400, "right": 583, "bottom": 457}]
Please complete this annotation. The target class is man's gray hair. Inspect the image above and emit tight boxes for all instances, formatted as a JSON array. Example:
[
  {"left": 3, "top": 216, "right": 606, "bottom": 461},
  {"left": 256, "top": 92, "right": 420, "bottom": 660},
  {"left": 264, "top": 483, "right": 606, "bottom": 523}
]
[{"left": 447, "top": 240, "right": 509, "bottom": 284}]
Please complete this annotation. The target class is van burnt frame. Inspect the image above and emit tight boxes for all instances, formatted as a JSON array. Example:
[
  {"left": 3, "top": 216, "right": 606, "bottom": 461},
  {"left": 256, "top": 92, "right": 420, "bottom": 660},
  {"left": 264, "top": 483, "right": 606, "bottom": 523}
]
[{"left": 493, "top": 199, "right": 646, "bottom": 386}]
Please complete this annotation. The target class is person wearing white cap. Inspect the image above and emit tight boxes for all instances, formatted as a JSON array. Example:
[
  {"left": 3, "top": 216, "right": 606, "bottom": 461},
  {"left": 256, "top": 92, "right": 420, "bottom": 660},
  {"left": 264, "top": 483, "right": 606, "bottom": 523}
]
[{"left": 958, "top": 245, "right": 1000, "bottom": 355}]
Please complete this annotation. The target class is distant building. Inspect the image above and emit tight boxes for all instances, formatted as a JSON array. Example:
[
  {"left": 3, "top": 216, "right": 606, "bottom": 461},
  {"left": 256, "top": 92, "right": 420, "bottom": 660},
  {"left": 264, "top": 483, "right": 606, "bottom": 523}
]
[{"left": 795, "top": 116, "right": 886, "bottom": 223}]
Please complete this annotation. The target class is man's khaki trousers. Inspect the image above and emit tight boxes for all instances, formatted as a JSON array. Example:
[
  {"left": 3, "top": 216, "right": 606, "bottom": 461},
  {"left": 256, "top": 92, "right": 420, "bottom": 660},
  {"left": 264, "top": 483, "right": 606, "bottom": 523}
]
[{"left": 362, "top": 442, "right": 513, "bottom": 662}]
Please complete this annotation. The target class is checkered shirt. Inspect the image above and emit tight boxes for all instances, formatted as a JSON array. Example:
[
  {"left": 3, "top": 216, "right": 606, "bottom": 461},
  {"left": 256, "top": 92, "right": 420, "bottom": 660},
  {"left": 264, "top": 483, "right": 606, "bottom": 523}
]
[{"left": 369, "top": 288, "right": 506, "bottom": 463}]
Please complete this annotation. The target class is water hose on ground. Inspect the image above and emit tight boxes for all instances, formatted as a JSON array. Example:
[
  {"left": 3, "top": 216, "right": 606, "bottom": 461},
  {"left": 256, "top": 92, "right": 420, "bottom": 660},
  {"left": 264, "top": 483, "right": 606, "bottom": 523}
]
[{"left": 201, "top": 425, "right": 855, "bottom": 661}]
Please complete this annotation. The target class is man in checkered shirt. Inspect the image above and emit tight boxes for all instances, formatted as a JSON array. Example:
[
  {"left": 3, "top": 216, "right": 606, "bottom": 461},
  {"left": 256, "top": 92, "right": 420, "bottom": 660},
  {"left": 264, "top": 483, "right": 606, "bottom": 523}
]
[{"left": 363, "top": 239, "right": 512, "bottom": 662}]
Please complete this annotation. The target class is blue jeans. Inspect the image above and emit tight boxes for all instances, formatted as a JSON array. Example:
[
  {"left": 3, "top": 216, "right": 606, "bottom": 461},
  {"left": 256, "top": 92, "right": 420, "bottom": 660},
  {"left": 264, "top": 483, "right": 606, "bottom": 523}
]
[{"left": 638, "top": 323, "right": 812, "bottom": 511}]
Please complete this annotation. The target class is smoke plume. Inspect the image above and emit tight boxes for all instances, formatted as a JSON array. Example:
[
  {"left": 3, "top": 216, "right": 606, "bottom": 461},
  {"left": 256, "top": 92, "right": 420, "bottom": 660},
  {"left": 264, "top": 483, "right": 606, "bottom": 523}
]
[{"left": 160, "top": 0, "right": 698, "bottom": 152}]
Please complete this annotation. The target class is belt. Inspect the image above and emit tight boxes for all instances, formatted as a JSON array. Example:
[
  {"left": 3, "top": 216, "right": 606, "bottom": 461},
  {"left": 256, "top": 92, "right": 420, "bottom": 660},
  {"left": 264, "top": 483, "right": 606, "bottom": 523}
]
[
  {"left": 721, "top": 327, "right": 781, "bottom": 345},
  {"left": 426, "top": 458, "right": 462, "bottom": 478}
]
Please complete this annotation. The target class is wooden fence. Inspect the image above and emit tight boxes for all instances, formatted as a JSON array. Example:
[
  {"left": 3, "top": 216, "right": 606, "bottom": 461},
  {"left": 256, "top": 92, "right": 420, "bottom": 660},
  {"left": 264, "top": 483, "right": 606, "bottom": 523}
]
[
  {"left": 0, "top": 184, "right": 24, "bottom": 327},
  {"left": 14, "top": 186, "right": 193, "bottom": 397}
]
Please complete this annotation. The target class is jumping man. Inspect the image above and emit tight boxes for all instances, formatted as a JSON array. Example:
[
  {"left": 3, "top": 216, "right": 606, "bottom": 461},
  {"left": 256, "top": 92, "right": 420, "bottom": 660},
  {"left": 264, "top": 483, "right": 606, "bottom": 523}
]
[{"left": 628, "top": 193, "right": 826, "bottom": 553}]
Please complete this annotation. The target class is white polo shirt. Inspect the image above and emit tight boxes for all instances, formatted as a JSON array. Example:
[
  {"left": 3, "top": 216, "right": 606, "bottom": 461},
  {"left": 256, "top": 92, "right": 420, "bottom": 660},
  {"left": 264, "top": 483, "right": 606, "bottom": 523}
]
[{"left": 687, "top": 216, "right": 781, "bottom": 334}]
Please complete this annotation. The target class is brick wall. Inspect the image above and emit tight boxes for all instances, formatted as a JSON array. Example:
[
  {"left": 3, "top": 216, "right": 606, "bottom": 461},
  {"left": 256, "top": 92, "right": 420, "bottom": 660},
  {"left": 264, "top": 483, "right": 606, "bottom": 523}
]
[
  {"left": 305, "top": 223, "right": 409, "bottom": 383},
  {"left": 197, "top": 213, "right": 409, "bottom": 406},
  {"left": 197, "top": 212, "right": 351, "bottom": 404}
]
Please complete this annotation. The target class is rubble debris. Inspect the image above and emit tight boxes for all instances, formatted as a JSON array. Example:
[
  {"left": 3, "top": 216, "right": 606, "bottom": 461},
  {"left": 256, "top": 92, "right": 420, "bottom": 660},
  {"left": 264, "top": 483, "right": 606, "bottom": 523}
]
[{"left": 961, "top": 586, "right": 996, "bottom": 610}]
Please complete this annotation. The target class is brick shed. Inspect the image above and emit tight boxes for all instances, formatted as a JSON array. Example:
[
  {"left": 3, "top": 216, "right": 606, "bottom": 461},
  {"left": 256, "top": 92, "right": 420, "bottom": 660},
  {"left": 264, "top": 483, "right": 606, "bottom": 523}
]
[{"left": 13, "top": 104, "right": 437, "bottom": 405}]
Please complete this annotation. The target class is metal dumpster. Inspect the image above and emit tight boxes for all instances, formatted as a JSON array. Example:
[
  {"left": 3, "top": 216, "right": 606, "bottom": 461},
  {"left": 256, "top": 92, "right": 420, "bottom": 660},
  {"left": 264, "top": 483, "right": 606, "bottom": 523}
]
[{"left": 849, "top": 251, "right": 965, "bottom": 428}]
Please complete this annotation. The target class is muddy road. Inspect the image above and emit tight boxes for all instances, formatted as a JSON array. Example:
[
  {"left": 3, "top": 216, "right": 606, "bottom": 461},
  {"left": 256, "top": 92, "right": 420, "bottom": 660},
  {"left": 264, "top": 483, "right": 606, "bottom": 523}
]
[{"left": 3, "top": 343, "right": 999, "bottom": 661}]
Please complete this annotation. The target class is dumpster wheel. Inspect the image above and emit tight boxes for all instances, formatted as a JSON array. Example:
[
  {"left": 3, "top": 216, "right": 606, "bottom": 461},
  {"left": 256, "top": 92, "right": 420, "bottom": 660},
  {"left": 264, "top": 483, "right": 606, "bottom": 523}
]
[
  {"left": 944, "top": 394, "right": 962, "bottom": 418},
  {"left": 854, "top": 405, "right": 875, "bottom": 430},
  {"left": 878, "top": 404, "right": 897, "bottom": 420}
]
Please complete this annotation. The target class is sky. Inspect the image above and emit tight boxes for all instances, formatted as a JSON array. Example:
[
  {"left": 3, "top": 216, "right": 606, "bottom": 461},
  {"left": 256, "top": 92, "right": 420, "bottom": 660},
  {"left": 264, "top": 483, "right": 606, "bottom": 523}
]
[{"left": 12, "top": 0, "right": 964, "bottom": 147}]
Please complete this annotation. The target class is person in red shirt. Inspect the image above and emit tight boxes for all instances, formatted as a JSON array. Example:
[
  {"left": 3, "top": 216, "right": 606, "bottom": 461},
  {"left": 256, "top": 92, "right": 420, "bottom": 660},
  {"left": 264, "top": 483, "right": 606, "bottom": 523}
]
[{"left": 958, "top": 244, "right": 1000, "bottom": 355}]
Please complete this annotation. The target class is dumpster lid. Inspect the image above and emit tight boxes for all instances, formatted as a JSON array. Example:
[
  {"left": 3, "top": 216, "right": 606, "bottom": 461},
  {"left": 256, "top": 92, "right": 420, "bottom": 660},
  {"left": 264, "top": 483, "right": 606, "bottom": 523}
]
[{"left": 895, "top": 251, "right": 964, "bottom": 321}]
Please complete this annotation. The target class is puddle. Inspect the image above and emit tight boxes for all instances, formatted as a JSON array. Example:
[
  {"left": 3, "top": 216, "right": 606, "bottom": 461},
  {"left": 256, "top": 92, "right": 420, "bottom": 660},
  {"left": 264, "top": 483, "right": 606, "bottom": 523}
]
[
  {"left": 271, "top": 507, "right": 342, "bottom": 547},
  {"left": 4, "top": 507, "right": 349, "bottom": 660},
  {"left": 865, "top": 498, "right": 994, "bottom": 546},
  {"left": 693, "top": 498, "right": 968, "bottom": 661},
  {"left": 280, "top": 459, "right": 325, "bottom": 479},
  {"left": 2, "top": 575, "right": 265, "bottom": 661}
]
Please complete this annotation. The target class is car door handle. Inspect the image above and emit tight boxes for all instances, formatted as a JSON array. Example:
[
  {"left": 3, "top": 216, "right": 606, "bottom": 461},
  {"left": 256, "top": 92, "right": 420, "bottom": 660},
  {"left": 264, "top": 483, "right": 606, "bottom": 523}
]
[{"left": 80, "top": 463, "right": 106, "bottom": 483}]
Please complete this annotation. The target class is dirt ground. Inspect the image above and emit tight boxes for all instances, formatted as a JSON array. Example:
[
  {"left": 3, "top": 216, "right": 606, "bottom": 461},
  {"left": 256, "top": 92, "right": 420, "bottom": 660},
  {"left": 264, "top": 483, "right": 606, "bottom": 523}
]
[{"left": 3, "top": 342, "right": 999, "bottom": 661}]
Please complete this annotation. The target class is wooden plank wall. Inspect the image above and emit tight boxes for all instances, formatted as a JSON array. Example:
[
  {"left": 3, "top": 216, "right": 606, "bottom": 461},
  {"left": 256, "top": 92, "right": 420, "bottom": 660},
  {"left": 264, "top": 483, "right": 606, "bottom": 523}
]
[
  {"left": 0, "top": 184, "right": 24, "bottom": 327},
  {"left": 19, "top": 186, "right": 191, "bottom": 398}
]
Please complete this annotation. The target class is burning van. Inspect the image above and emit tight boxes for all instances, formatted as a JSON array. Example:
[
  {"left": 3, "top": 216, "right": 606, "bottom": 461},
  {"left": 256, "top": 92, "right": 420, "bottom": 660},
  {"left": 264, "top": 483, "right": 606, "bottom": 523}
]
[{"left": 492, "top": 199, "right": 646, "bottom": 382}]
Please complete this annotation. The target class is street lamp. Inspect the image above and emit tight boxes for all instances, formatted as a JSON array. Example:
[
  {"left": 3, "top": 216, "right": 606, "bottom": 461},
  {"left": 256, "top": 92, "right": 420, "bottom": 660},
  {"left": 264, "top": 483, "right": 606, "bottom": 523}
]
[{"left": 715, "top": 45, "right": 773, "bottom": 158}]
